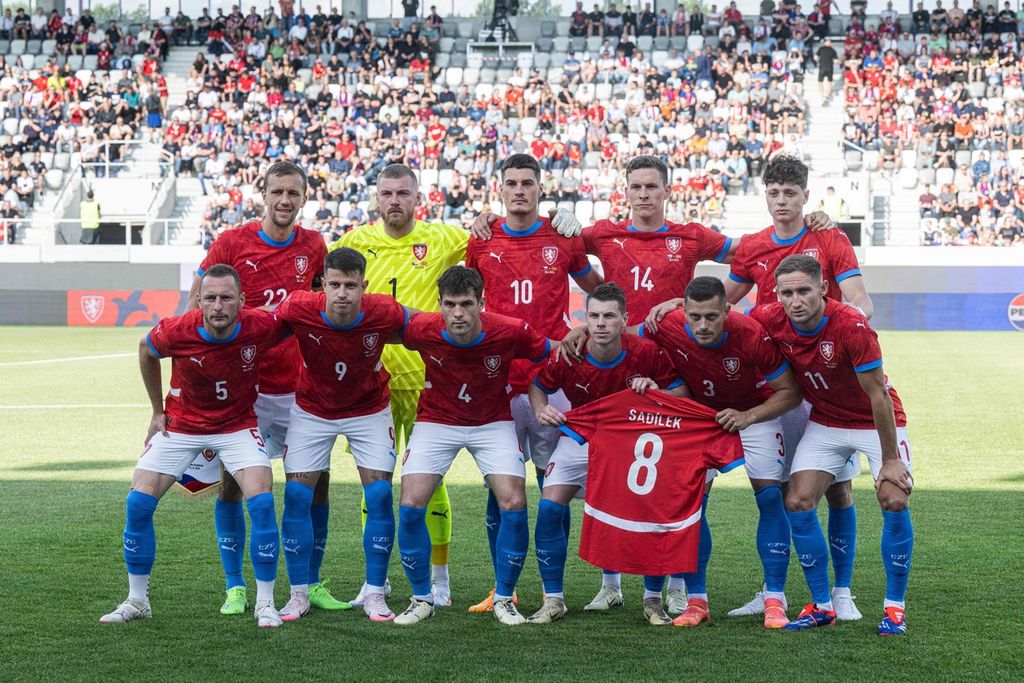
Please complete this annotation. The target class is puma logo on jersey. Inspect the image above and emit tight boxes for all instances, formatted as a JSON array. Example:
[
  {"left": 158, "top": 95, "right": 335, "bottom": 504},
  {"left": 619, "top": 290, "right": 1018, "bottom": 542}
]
[
  {"left": 367, "top": 249, "right": 378, "bottom": 257},
  {"left": 781, "top": 342, "right": 794, "bottom": 352},
  {"left": 189, "top": 356, "right": 205, "bottom": 367},
  {"left": 429, "top": 355, "right": 444, "bottom": 367},
  {"left": 612, "top": 238, "right": 627, "bottom": 249},
  {"left": 675, "top": 349, "right": 689, "bottom": 361},
  {"left": 308, "top": 333, "right": 323, "bottom": 345},
  {"left": 856, "top": 322, "right": 866, "bottom": 328},
  {"left": 757, "top": 260, "right": 769, "bottom": 270},
  {"left": 575, "top": 382, "right": 591, "bottom": 393},
  {"left": 244, "top": 259, "right": 260, "bottom": 271},
  {"left": 489, "top": 251, "right": 504, "bottom": 263}
]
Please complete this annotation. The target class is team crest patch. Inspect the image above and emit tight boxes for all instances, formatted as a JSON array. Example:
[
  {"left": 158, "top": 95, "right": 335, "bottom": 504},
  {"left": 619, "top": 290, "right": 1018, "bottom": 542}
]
[
  {"left": 412, "top": 243, "right": 428, "bottom": 261},
  {"left": 723, "top": 357, "right": 740, "bottom": 375},
  {"left": 484, "top": 355, "right": 501, "bottom": 372},
  {"left": 545, "top": 461, "right": 555, "bottom": 477},
  {"left": 241, "top": 345, "right": 257, "bottom": 363},
  {"left": 542, "top": 246, "right": 559, "bottom": 266},
  {"left": 80, "top": 295, "right": 105, "bottom": 324},
  {"left": 363, "top": 333, "right": 380, "bottom": 350},
  {"left": 666, "top": 237, "right": 682, "bottom": 253},
  {"left": 201, "top": 448, "right": 217, "bottom": 462},
  {"left": 295, "top": 255, "right": 309, "bottom": 274},
  {"left": 819, "top": 341, "right": 835, "bottom": 361},
  {"left": 803, "top": 248, "right": 819, "bottom": 260}
]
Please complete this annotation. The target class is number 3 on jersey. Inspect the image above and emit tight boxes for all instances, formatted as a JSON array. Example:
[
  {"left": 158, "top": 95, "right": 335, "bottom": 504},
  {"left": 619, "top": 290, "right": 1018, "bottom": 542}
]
[{"left": 627, "top": 433, "right": 662, "bottom": 495}]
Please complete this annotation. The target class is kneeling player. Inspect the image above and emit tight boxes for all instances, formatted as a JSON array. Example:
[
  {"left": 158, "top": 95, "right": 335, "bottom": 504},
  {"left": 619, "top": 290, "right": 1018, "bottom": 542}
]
[
  {"left": 100, "top": 266, "right": 288, "bottom": 628},
  {"left": 750, "top": 255, "right": 914, "bottom": 635},
  {"left": 527, "top": 283, "right": 687, "bottom": 626},
  {"left": 275, "top": 248, "right": 414, "bottom": 622},
  {"left": 637, "top": 277, "right": 802, "bottom": 628},
  {"left": 394, "top": 266, "right": 552, "bottom": 626}
]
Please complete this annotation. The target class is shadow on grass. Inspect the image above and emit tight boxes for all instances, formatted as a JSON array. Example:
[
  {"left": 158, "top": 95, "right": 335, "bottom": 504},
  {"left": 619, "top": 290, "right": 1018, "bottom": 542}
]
[{"left": 15, "top": 460, "right": 130, "bottom": 472}]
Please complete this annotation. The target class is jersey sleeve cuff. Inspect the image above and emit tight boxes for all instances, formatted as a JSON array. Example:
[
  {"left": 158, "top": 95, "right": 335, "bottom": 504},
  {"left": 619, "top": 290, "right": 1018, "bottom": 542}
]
[
  {"left": 854, "top": 358, "right": 883, "bottom": 373},
  {"left": 531, "top": 339, "right": 552, "bottom": 363},
  {"left": 743, "top": 305, "right": 755, "bottom": 316},
  {"left": 714, "top": 236, "right": 733, "bottom": 263},
  {"left": 835, "top": 268, "right": 862, "bottom": 283},
  {"left": 719, "top": 457, "right": 745, "bottom": 474},
  {"left": 195, "top": 266, "right": 206, "bottom": 277},
  {"left": 570, "top": 263, "right": 592, "bottom": 277},
  {"left": 145, "top": 332, "right": 162, "bottom": 358},
  {"left": 559, "top": 425, "right": 587, "bottom": 445},
  {"left": 728, "top": 271, "right": 754, "bottom": 284},
  {"left": 764, "top": 359, "right": 789, "bottom": 382},
  {"left": 665, "top": 377, "right": 684, "bottom": 390},
  {"left": 533, "top": 377, "right": 557, "bottom": 394}
]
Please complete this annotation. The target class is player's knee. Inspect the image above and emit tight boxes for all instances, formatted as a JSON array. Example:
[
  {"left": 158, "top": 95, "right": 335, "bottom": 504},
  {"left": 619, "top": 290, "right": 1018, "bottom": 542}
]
[
  {"left": 363, "top": 480, "right": 394, "bottom": 519},
  {"left": 495, "top": 490, "right": 527, "bottom": 511},
  {"left": 283, "top": 479, "right": 314, "bottom": 511},
  {"left": 825, "top": 481, "right": 854, "bottom": 508},
  {"left": 219, "top": 472, "right": 243, "bottom": 502},
  {"left": 877, "top": 491, "right": 908, "bottom": 513},
  {"left": 784, "top": 491, "right": 818, "bottom": 512},
  {"left": 312, "top": 471, "right": 330, "bottom": 505}
]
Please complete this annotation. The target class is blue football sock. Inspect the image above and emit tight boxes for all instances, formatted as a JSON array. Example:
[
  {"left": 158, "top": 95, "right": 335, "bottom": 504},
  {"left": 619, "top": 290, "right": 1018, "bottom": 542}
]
[
  {"left": 281, "top": 481, "right": 314, "bottom": 587},
  {"left": 397, "top": 505, "right": 432, "bottom": 598},
  {"left": 363, "top": 481, "right": 395, "bottom": 588},
  {"left": 881, "top": 508, "right": 914, "bottom": 603},
  {"left": 534, "top": 499, "right": 568, "bottom": 595},
  {"left": 536, "top": 473, "right": 545, "bottom": 492},
  {"left": 246, "top": 492, "right": 279, "bottom": 583},
  {"left": 788, "top": 508, "right": 831, "bottom": 605},
  {"left": 680, "top": 495, "right": 711, "bottom": 595},
  {"left": 485, "top": 488, "right": 500, "bottom": 574},
  {"left": 124, "top": 490, "right": 158, "bottom": 576},
  {"left": 308, "top": 503, "right": 330, "bottom": 585},
  {"left": 755, "top": 485, "right": 791, "bottom": 594},
  {"left": 214, "top": 498, "right": 246, "bottom": 590},
  {"left": 562, "top": 504, "right": 572, "bottom": 540},
  {"left": 495, "top": 508, "right": 528, "bottom": 597},
  {"left": 644, "top": 575, "right": 666, "bottom": 593},
  {"left": 828, "top": 503, "right": 857, "bottom": 589}
]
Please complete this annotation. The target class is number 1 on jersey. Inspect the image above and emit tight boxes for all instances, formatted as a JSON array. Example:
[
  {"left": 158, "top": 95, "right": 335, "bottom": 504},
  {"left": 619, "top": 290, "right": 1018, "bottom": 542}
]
[{"left": 388, "top": 277, "right": 398, "bottom": 299}]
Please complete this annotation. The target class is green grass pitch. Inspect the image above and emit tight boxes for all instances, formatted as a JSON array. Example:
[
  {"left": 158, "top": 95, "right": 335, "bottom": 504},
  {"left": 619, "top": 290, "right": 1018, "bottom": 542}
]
[{"left": 1, "top": 327, "right": 1022, "bottom": 681}]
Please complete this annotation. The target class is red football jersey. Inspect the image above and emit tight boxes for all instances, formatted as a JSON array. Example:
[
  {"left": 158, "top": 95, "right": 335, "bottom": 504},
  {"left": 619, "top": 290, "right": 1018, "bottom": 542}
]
[
  {"left": 146, "top": 308, "right": 288, "bottom": 435},
  {"left": 639, "top": 310, "right": 788, "bottom": 411},
  {"left": 199, "top": 220, "right": 328, "bottom": 394},
  {"left": 465, "top": 217, "right": 591, "bottom": 394},
  {"left": 583, "top": 219, "right": 731, "bottom": 321},
  {"left": 534, "top": 333, "right": 682, "bottom": 408},
  {"left": 728, "top": 225, "right": 861, "bottom": 306},
  {"left": 276, "top": 291, "right": 408, "bottom": 420},
  {"left": 562, "top": 390, "right": 744, "bottom": 575},
  {"left": 401, "top": 311, "right": 551, "bottom": 426},
  {"left": 750, "top": 299, "right": 906, "bottom": 429}
]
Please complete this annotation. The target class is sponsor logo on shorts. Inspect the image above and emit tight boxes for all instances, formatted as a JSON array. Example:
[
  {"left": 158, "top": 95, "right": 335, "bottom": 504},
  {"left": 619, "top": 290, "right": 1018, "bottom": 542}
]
[
  {"left": 1008, "top": 293, "right": 1024, "bottom": 331},
  {"left": 80, "top": 295, "right": 105, "bottom": 324},
  {"left": 723, "top": 357, "right": 740, "bottom": 375},
  {"left": 484, "top": 355, "right": 501, "bottom": 372},
  {"left": 241, "top": 345, "right": 257, "bottom": 364},
  {"left": 545, "top": 461, "right": 555, "bottom": 477},
  {"left": 819, "top": 341, "right": 835, "bottom": 362},
  {"left": 402, "top": 448, "right": 411, "bottom": 465}
]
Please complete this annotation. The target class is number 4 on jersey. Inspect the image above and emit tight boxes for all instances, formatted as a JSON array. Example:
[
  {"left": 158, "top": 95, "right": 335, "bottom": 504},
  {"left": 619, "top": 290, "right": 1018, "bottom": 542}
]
[{"left": 457, "top": 383, "right": 472, "bottom": 403}]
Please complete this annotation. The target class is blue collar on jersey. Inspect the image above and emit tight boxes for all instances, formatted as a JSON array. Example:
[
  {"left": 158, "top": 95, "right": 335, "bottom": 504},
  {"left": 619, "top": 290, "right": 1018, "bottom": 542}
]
[
  {"left": 684, "top": 323, "right": 728, "bottom": 349},
  {"left": 770, "top": 226, "right": 808, "bottom": 246},
  {"left": 585, "top": 349, "right": 626, "bottom": 368},
  {"left": 321, "top": 311, "right": 364, "bottom": 330},
  {"left": 442, "top": 329, "right": 486, "bottom": 347},
  {"left": 791, "top": 315, "right": 829, "bottom": 337},
  {"left": 257, "top": 229, "right": 297, "bottom": 248},
  {"left": 500, "top": 220, "right": 542, "bottom": 237},
  {"left": 197, "top": 323, "right": 241, "bottom": 343},
  {"left": 627, "top": 224, "right": 669, "bottom": 233}
]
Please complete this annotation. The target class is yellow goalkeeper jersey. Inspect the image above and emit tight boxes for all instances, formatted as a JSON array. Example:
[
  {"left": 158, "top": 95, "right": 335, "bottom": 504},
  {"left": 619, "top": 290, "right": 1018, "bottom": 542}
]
[{"left": 331, "top": 220, "right": 469, "bottom": 389}]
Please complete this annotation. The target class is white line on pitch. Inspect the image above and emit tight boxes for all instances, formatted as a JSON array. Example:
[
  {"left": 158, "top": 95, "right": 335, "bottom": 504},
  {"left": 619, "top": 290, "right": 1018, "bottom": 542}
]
[
  {"left": 0, "top": 352, "right": 135, "bottom": 367},
  {"left": 0, "top": 404, "right": 149, "bottom": 409}
]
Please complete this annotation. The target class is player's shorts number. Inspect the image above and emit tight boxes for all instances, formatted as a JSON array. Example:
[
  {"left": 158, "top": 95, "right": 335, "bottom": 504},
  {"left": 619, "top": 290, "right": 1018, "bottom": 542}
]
[
  {"left": 627, "top": 432, "right": 663, "bottom": 495},
  {"left": 630, "top": 265, "right": 654, "bottom": 292},
  {"left": 215, "top": 380, "right": 228, "bottom": 400},
  {"left": 457, "top": 383, "right": 472, "bottom": 403},
  {"left": 510, "top": 279, "right": 533, "bottom": 305},
  {"left": 263, "top": 288, "right": 287, "bottom": 307},
  {"left": 335, "top": 361, "right": 347, "bottom": 381}
]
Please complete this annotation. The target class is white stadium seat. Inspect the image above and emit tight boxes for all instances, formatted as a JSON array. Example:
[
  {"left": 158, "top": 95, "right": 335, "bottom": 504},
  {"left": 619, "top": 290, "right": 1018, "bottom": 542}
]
[{"left": 445, "top": 67, "right": 463, "bottom": 87}]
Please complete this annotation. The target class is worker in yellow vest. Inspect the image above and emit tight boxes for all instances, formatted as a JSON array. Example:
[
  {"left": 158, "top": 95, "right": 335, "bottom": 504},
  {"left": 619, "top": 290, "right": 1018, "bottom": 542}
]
[{"left": 80, "top": 190, "right": 101, "bottom": 244}]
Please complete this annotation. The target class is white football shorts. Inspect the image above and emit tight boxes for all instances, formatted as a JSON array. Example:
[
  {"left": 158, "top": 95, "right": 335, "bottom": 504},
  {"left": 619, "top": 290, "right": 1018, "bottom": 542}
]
[
  {"left": 401, "top": 421, "right": 526, "bottom": 479},
  {"left": 789, "top": 421, "right": 913, "bottom": 480},
  {"left": 283, "top": 404, "right": 397, "bottom": 474},
  {"left": 510, "top": 390, "right": 569, "bottom": 469},
  {"left": 779, "top": 400, "right": 861, "bottom": 482},
  {"left": 255, "top": 392, "right": 294, "bottom": 459},
  {"left": 738, "top": 417, "right": 787, "bottom": 481},
  {"left": 138, "top": 428, "right": 269, "bottom": 478},
  {"left": 541, "top": 435, "right": 590, "bottom": 493}
]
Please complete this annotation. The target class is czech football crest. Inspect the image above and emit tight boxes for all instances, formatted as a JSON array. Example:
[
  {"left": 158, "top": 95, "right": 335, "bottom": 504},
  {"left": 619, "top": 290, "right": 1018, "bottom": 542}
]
[
  {"left": 484, "top": 355, "right": 501, "bottom": 372},
  {"left": 542, "top": 246, "right": 559, "bottom": 266},
  {"left": 723, "top": 357, "right": 740, "bottom": 375},
  {"left": 80, "top": 295, "right": 105, "bottom": 324},
  {"left": 295, "top": 255, "right": 309, "bottom": 274},
  {"left": 803, "top": 248, "right": 819, "bottom": 260},
  {"left": 363, "top": 333, "right": 380, "bottom": 350},
  {"left": 241, "top": 345, "right": 257, "bottom": 363},
  {"left": 201, "top": 448, "right": 217, "bottom": 462},
  {"left": 666, "top": 237, "right": 682, "bottom": 253},
  {"left": 819, "top": 341, "right": 834, "bottom": 361},
  {"left": 412, "top": 243, "right": 428, "bottom": 261}
]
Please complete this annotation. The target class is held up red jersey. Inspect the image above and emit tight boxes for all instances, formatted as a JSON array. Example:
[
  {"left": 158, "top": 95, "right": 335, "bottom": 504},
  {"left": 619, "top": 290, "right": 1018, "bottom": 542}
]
[
  {"left": 561, "top": 390, "right": 744, "bottom": 575},
  {"left": 728, "top": 225, "right": 861, "bottom": 306},
  {"left": 465, "top": 217, "right": 591, "bottom": 394},
  {"left": 276, "top": 291, "right": 408, "bottom": 420},
  {"left": 146, "top": 308, "right": 288, "bottom": 435},
  {"left": 638, "top": 310, "right": 788, "bottom": 411},
  {"left": 401, "top": 311, "right": 551, "bottom": 426},
  {"left": 749, "top": 299, "right": 906, "bottom": 429},
  {"left": 582, "top": 219, "right": 731, "bottom": 320},
  {"left": 533, "top": 333, "right": 683, "bottom": 408},
  {"left": 199, "top": 220, "right": 328, "bottom": 394}
]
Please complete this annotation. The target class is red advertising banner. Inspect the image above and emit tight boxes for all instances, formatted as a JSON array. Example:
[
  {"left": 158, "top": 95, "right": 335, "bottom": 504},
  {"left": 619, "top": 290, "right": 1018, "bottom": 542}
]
[{"left": 67, "top": 290, "right": 188, "bottom": 326}]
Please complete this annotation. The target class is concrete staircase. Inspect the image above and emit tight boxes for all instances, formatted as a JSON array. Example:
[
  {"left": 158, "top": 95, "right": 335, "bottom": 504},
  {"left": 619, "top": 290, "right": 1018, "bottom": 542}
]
[{"left": 162, "top": 45, "right": 209, "bottom": 244}]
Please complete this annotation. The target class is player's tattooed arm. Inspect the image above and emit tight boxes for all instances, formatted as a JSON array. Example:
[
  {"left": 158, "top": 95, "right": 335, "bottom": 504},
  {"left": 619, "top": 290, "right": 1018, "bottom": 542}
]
[
  {"left": 804, "top": 210, "right": 836, "bottom": 232},
  {"left": 644, "top": 298, "right": 685, "bottom": 333},
  {"left": 857, "top": 366, "right": 912, "bottom": 495},
  {"left": 529, "top": 382, "right": 566, "bottom": 426},
  {"left": 139, "top": 337, "right": 168, "bottom": 442}
]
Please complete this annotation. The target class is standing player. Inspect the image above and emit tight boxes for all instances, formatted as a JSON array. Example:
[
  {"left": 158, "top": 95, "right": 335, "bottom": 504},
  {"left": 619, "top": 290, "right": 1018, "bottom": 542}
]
[
  {"left": 273, "top": 248, "right": 412, "bottom": 623},
  {"left": 636, "top": 277, "right": 803, "bottom": 628},
  {"left": 101, "top": 265, "right": 288, "bottom": 628},
  {"left": 332, "top": 163, "right": 581, "bottom": 607},
  {"left": 647, "top": 154, "right": 869, "bottom": 621},
  {"left": 465, "top": 153, "right": 602, "bottom": 611},
  {"left": 526, "top": 283, "right": 687, "bottom": 626},
  {"left": 393, "top": 266, "right": 552, "bottom": 626},
  {"left": 750, "top": 255, "right": 913, "bottom": 635},
  {"left": 186, "top": 161, "right": 339, "bottom": 616}
]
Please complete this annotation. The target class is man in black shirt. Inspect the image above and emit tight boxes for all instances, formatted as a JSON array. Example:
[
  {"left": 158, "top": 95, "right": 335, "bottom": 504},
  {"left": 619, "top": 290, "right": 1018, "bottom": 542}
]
[
  {"left": 570, "top": 2, "right": 589, "bottom": 37},
  {"left": 912, "top": 2, "right": 931, "bottom": 34},
  {"left": 815, "top": 38, "right": 838, "bottom": 100},
  {"left": 638, "top": 2, "right": 657, "bottom": 36}
]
